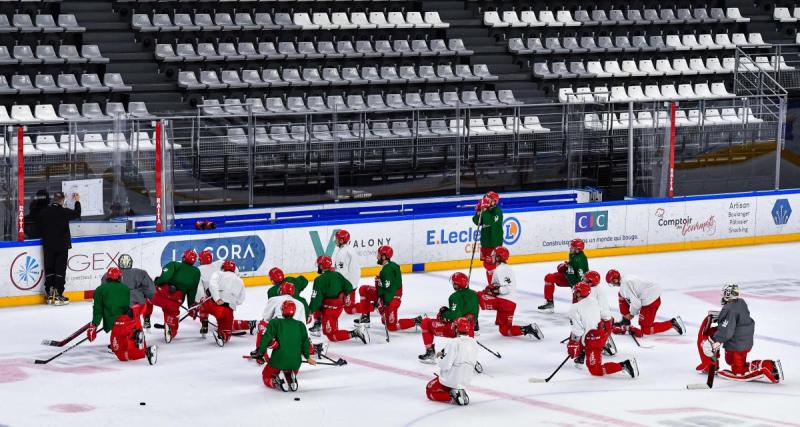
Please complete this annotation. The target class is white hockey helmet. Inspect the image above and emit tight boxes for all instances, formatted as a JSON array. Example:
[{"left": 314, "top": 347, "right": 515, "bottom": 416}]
[{"left": 721, "top": 284, "right": 740, "bottom": 305}]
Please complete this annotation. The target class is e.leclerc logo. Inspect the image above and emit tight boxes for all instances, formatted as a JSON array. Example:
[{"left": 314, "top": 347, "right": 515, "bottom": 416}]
[
  {"left": 161, "top": 236, "right": 265, "bottom": 272},
  {"left": 575, "top": 211, "right": 608, "bottom": 232},
  {"left": 426, "top": 216, "right": 522, "bottom": 246},
  {"left": 503, "top": 217, "right": 522, "bottom": 244},
  {"left": 10, "top": 252, "right": 43, "bottom": 291}
]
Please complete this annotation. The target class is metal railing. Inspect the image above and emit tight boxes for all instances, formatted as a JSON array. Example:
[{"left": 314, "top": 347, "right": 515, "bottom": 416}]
[{"left": 0, "top": 89, "right": 788, "bottom": 240}]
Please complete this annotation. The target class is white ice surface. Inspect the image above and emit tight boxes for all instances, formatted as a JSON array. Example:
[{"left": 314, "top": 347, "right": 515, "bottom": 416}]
[{"left": 2, "top": 243, "right": 800, "bottom": 427}]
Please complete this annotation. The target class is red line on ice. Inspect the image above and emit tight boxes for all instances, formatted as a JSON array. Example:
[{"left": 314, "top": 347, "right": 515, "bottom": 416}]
[{"left": 333, "top": 352, "right": 646, "bottom": 426}]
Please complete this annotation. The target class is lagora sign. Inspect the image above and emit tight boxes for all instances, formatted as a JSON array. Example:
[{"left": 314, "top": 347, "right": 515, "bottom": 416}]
[{"left": 161, "top": 236, "right": 266, "bottom": 272}]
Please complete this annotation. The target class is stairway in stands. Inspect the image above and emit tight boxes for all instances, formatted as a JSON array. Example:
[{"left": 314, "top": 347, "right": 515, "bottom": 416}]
[
  {"left": 423, "top": 0, "right": 550, "bottom": 104},
  {"left": 60, "top": 1, "right": 183, "bottom": 112}
]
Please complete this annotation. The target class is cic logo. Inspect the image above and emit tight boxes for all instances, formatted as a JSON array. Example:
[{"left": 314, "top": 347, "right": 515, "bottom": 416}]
[{"left": 575, "top": 211, "right": 608, "bottom": 232}]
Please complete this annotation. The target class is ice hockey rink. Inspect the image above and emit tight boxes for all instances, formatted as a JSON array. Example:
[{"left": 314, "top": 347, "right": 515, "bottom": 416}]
[{"left": 1, "top": 242, "right": 799, "bottom": 427}]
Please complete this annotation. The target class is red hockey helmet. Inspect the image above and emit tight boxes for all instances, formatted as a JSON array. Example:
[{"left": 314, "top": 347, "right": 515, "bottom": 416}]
[
  {"left": 281, "top": 300, "right": 297, "bottom": 318},
  {"left": 199, "top": 249, "right": 213, "bottom": 265},
  {"left": 573, "top": 282, "right": 591, "bottom": 299},
  {"left": 605, "top": 269, "right": 621, "bottom": 285},
  {"left": 106, "top": 267, "right": 122, "bottom": 281},
  {"left": 317, "top": 255, "right": 333, "bottom": 271},
  {"left": 450, "top": 272, "right": 469, "bottom": 289},
  {"left": 195, "top": 220, "right": 205, "bottom": 230},
  {"left": 269, "top": 267, "right": 285, "bottom": 284},
  {"left": 335, "top": 229, "right": 351, "bottom": 244},
  {"left": 477, "top": 197, "right": 491, "bottom": 210},
  {"left": 485, "top": 191, "right": 500, "bottom": 204},
  {"left": 222, "top": 260, "right": 236, "bottom": 272},
  {"left": 377, "top": 245, "right": 394, "bottom": 260},
  {"left": 492, "top": 247, "right": 510, "bottom": 263},
  {"left": 584, "top": 271, "right": 601, "bottom": 287},
  {"left": 182, "top": 250, "right": 198, "bottom": 265},
  {"left": 570, "top": 239, "right": 585, "bottom": 252},
  {"left": 205, "top": 220, "right": 216, "bottom": 230},
  {"left": 455, "top": 317, "right": 471, "bottom": 335},
  {"left": 279, "top": 281, "right": 295, "bottom": 296}
]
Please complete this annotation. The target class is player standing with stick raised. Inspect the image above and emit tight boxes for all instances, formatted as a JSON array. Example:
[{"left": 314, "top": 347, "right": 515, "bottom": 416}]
[{"left": 471, "top": 191, "right": 503, "bottom": 285}]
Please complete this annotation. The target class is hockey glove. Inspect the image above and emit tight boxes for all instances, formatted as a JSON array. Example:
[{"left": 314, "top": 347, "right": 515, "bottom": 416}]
[
  {"left": 168, "top": 284, "right": 178, "bottom": 295},
  {"left": 614, "top": 317, "right": 631, "bottom": 327},
  {"left": 87, "top": 324, "right": 98, "bottom": 342},
  {"left": 567, "top": 339, "right": 582, "bottom": 359},
  {"left": 187, "top": 306, "right": 200, "bottom": 320},
  {"left": 250, "top": 350, "right": 266, "bottom": 365}
]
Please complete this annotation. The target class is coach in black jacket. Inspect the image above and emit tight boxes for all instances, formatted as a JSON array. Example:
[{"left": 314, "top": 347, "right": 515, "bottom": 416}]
[{"left": 37, "top": 191, "right": 81, "bottom": 305}]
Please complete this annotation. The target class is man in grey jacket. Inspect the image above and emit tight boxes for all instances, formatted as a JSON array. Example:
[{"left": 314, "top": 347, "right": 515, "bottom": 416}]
[
  {"left": 101, "top": 254, "right": 155, "bottom": 325},
  {"left": 700, "top": 284, "right": 783, "bottom": 383}
]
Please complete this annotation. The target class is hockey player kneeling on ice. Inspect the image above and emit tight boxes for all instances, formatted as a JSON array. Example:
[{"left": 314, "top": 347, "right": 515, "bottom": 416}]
[
  {"left": 539, "top": 239, "right": 588, "bottom": 312},
  {"left": 419, "top": 272, "right": 479, "bottom": 363},
  {"left": 89, "top": 267, "right": 156, "bottom": 365},
  {"left": 568, "top": 282, "right": 637, "bottom": 378},
  {"left": 583, "top": 271, "right": 617, "bottom": 355},
  {"left": 251, "top": 300, "right": 316, "bottom": 392},
  {"left": 698, "top": 284, "right": 783, "bottom": 383},
  {"left": 426, "top": 317, "right": 478, "bottom": 406},
  {"left": 332, "top": 230, "right": 363, "bottom": 316},
  {"left": 101, "top": 254, "right": 154, "bottom": 325},
  {"left": 308, "top": 256, "right": 368, "bottom": 344},
  {"left": 605, "top": 269, "right": 684, "bottom": 338},
  {"left": 353, "top": 245, "right": 421, "bottom": 331},
  {"left": 200, "top": 260, "right": 256, "bottom": 346},
  {"left": 143, "top": 250, "right": 201, "bottom": 342},
  {"left": 195, "top": 249, "right": 224, "bottom": 334},
  {"left": 267, "top": 267, "right": 309, "bottom": 308},
  {"left": 478, "top": 247, "right": 541, "bottom": 339},
  {"left": 259, "top": 281, "right": 326, "bottom": 359}
]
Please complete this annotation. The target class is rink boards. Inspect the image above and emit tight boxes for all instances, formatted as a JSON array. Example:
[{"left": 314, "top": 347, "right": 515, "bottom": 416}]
[{"left": 2, "top": 189, "right": 800, "bottom": 306}]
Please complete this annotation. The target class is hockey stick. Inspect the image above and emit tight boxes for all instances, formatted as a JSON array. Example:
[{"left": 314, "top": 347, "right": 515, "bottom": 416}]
[
  {"left": 628, "top": 330, "right": 654, "bottom": 348},
  {"left": 467, "top": 213, "right": 483, "bottom": 281},
  {"left": 41, "top": 323, "right": 91, "bottom": 347},
  {"left": 560, "top": 337, "right": 569, "bottom": 344},
  {"left": 380, "top": 307, "right": 390, "bottom": 343},
  {"left": 687, "top": 350, "right": 719, "bottom": 390},
  {"left": 318, "top": 353, "right": 348, "bottom": 366},
  {"left": 242, "top": 355, "right": 346, "bottom": 367},
  {"left": 476, "top": 340, "right": 501, "bottom": 358},
  {"left": 35, "top": 337, "right": 90, "bottom": 365},
  {"left": 528, "top": 355, "right": 570, "bottom": 383}
]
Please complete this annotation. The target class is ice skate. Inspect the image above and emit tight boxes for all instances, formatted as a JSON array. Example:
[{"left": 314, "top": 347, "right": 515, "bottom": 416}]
[
  {"left": 603, "top": 336, "right": 618, "bottom": 356},
  {"left": 286, "top": 371, "right": 298, "bottom": 392},
  {"left": 671, "top": 316, "right": 686, "bottom": 335},
  {"left": 248, "top": 320, "right": 257, "bottom": 335},
  {"left": 350, "top": 324, "right": 369, "bottom": 344},
  {"left": 450, "top": 389, "right": 469, "bottom": 406},
  {"left": 418, "top": 345, "right": 436, "bottom": 364},
  {"left": 353, "top": 314, "right": 370, "bottom": 328},
  {"left": 146, "top": 345, "right": 158, "bottom": 365},
  {"left": 213, "top": 330, "right": 225, "bottom": 347},
  {"left": 537, "top": 300, "right": 554, "bottom": 313},
  {"left": 199, "top": 320, "right": 208, "bottom": 336},
  {"left": 521, "top": 323, "right": 543, "bottom": 340},
  {"left": 622, "top": 359, "right": 639, "bottom": 378},
  {"left": 309, "top": 318, "right": 321, "bottom": 337}
]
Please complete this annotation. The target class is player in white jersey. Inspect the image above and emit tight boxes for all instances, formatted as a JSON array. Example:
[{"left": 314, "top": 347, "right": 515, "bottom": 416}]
[
  {"left": 605, "top": 269, "right": 685, "bottom": 337},
  {"left": 196, "top": 250, "right": 225, "bottom": 335},
  {"left": 583, "top": 271, "right": 617, "bottom": 355},
  {"left": 476, "top": 247, "right": 542, "bottom": 338},
  {"left": 425, "top": 317, "right": 478, "bottom": 406},
  {"left": 567, "top": 282, "right": 638, "bottom": 377},
  {"left": 332, "top": 230, "right": 362, "bottom": 315},
  {"left": 199, "top": 261, "right": 256, "bottom": 346}
]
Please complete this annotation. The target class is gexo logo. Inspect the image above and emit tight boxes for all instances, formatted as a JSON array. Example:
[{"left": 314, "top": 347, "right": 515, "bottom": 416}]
[
  {"left": 503, "top": 217, "right": 522, "bottom": 245},
  {"left": 772, "top": 199, "right": 792, "bottom": 226},
  {"left": 161, "top": 236, "right": 265, "bottom": 272},
  {"left": 575, "top": 211, "right": 608, "bottom": 232},
  {"left": 10, "top": 252, "right": 43, "bottom": 291}
]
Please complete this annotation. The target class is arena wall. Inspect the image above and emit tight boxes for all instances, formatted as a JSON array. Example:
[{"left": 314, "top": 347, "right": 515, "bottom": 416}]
[{"left": 2, "top": 189, "right": 799, "bottom": 307}]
